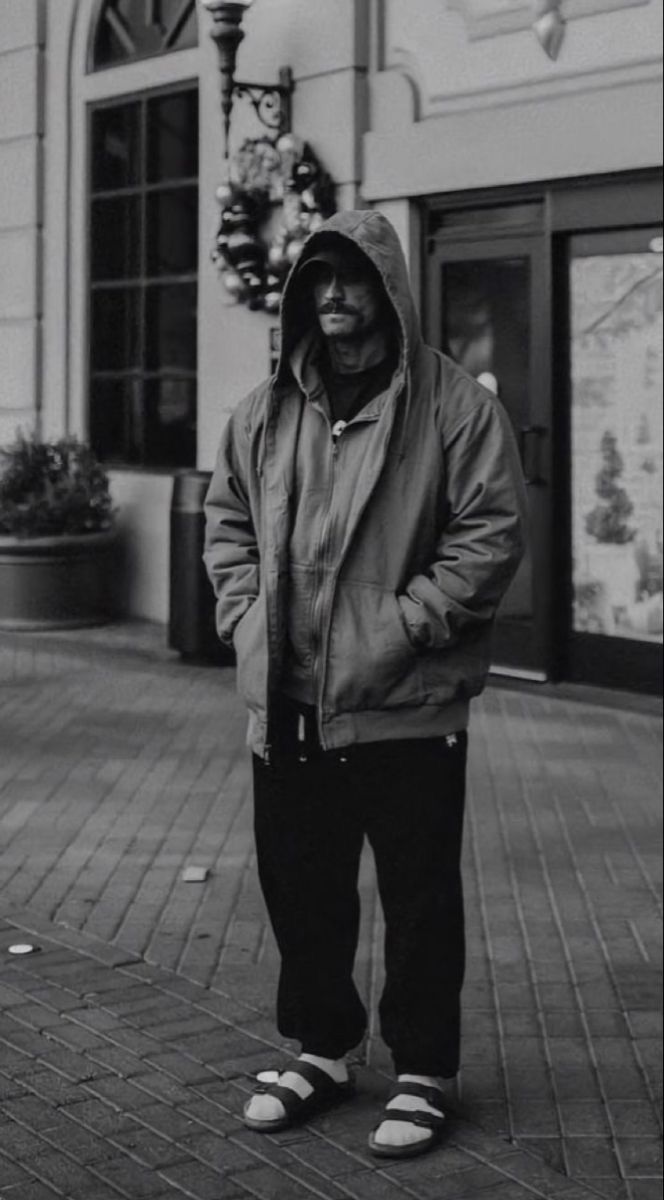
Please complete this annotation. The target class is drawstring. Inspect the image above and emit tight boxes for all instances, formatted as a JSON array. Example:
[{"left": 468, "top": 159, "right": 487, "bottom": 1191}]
[{"left": 396, "top": 367, "right": 412, "bottom": 463}]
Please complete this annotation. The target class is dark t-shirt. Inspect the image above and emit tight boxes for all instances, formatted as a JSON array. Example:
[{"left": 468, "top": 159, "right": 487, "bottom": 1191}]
[{"left": 320, "top": 349, "right": 397, "bottom": 425}]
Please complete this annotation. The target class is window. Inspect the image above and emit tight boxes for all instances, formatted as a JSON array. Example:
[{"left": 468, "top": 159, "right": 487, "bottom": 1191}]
[
  {"left": 89, "top": 87, "right": 198, "bottom": 468},
  {"left": 92, "top": 0, "right": 198, "bottom": 69}
]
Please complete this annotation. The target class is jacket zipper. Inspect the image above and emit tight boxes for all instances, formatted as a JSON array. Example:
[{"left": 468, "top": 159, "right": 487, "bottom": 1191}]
[
  {"left": 311, "top": 428, "right": 341, "bottom": 749},
  {"left": 312, "top": 410, "right": 385, "bottom": 749}
]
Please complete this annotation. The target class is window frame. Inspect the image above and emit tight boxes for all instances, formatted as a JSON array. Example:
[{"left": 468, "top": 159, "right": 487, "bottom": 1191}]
[{"left": 87, "top": 80, "right": 199, "bottom": 471}]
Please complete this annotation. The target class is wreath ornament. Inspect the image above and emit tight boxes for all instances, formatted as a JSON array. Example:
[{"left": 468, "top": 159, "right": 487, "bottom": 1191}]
[{"left": 212, "top": 133, "right": 335, "bottom": 312}]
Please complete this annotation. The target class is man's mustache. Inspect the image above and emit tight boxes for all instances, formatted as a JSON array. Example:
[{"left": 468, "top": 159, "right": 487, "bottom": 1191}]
[{"left": 317, "top": 301, "right": 359, "bottom": 316}]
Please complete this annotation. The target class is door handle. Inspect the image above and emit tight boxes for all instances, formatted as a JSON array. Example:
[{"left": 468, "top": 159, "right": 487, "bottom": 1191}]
[{"left": 519, "top": 425, "right": 547, "bottom": 486}]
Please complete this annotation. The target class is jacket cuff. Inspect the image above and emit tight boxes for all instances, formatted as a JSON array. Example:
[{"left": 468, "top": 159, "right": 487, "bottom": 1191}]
[{"left": 397, "top": 594, "right": 430, "bottom": 649}]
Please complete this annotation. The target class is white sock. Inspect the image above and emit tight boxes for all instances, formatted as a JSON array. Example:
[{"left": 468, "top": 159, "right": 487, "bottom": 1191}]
[
  {"left": 245, "top": 1054, "right": 347, "bottom": 1122},
  {"left": 373, "top": 1074, "right": 444, "bottom": 1148}
]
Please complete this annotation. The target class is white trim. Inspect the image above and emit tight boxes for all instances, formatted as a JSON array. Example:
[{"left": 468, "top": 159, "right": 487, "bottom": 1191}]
[
  {"left": 80, "top": 47, "right": 200, "bottom": 101},
  {"left": 447, "top": 0, "right": 649, "bottom": 42},
  {"left": 491, "top": 665, "right": 550, "bottom": 681},
  {"left": 424, "top": 56, "right": 662, "bottom": 115}
]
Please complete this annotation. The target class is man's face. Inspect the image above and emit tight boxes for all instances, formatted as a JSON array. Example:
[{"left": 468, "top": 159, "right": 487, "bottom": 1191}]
[{"left": 305, "top": 250, "right": 383, "bottom": 342}]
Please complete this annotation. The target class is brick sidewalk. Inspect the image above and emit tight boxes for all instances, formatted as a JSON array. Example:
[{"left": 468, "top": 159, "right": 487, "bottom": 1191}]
[
  {"left": 0, "top": 623, "right": 662, "bottom": 1199},
  {"left": 1, "top": 911, "right": 618, "bottom": 1200}
]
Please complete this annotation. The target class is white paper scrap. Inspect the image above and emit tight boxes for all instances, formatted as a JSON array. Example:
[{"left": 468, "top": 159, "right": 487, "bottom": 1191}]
[{"left": 181, "top": 866, "right": 209, "bottom": 883}]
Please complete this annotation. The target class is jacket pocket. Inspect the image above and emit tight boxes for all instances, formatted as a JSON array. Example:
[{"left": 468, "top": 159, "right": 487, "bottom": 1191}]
[
  {"left": 419, "top": 627, "right": 492, "bottom": 705},
  {"left": 326, "top": 584, "right": 423, "bottom": 711},
  {"left": 233, "top": 594, "right": 268, "bottom": 714}
]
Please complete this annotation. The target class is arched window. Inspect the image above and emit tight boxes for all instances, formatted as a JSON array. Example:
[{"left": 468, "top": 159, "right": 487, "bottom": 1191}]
[
  {"left": 91, "top": 0, "right": 198, "bottom": 70},
  {"left": 86, "top": 1, "right": 199, "bottom": 468}
]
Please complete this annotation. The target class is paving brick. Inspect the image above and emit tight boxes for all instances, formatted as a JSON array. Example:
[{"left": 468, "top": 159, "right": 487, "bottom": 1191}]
[
  {"left": 10, "top": 1004, "right": 67, "bottom": 1032},
  {"left": 0, "top": 1121, "right": 51, "bottom": 1159},
  {"left": 84, "top": 1074, "right": 164, "bottom": 1111},
  {"left": 266, "top": 1132, "right": 362, "bottom": 1178},
  {"left": 129, "top": 1071, "right": 195, "bottom": 1106},
  {"left": 0, "top": 1094, "right": 59, "bottom": 1130},
  {"left": 629, "top": 1183, "right": 664, "bottom": 1200},
  {"left": 559, "top": 1100, "right": 612, "bottom": 1136},
  {"left": 159, "top": 1158, "right": 235, "bottom": 1198},
  {"left": 0, "top": 1150, "right": 31, "bottom": 1188},
  {"left": 143, "top": 1052, "right": 218, "bottom": 1085},
  {"left": 78, "top": 1189, "right": 133, "bottom": 1200},
  {"left": 98, "top": 1026, "right": 161, "bottom": 1056},
  {"left": 133, "top": 1102, "right": 199, "bottom": 1141},
  {"left": 40, "top": 1113, "right": 120, "bottom": 1165},
  {"left": 111, "top": 1124, "right": 191, "bottom": 1169},
  {"left": 67, "top": 1006, "right": 127, "bottom": 1032},
  {"left": 176, "top": 1096, "right": 239, "bottom": 1136},
  {"left": 25, "top": 1149, "right": 100, "bottom": 1198},
  {"left": 86, "top": 1044, "right": 147, "bottom": 1077},
  {"left": 340, "top": 1170, "right": 416, "bottom": 1199},
  {"left": 609, "top": 1100, "right": 662, "bottom": 1137},
  {"left": 37, "top": 1045, "right": 111, "bottom": 1082},
  {"left": 26, "top": 986, "right": 90, "bottom": 1013},
  {"left": 0, "top": 1180, "right": 62, "bottom": 1200},
  {"left": 616, "top": 1135, "right": 662, "bottom": 1175},
  {"left": 0, "top": 988, "right": 24, "bottom": 1019},
  {"left": 564, "top": 1136, "right": 621, "bottom": 1178},
  {"left": 0, "top": 1074, "right": 28, "bottom": 1101},
  {"left": 280, "top": 1159, "right": 353, "bottom": 1199},
  {"left": 142, "top": 1014, "right": 221, "bottom": 1042},
  {"left": 393, "top": 1162, "right": 507, "bottom": 1200},
  {"left": 516, "top": 1135, "right": 566, "bottom": 1173},
  {"left": 0, "top": 1021, "right": 46, "bottom": 1057},
  {"left": 44, "top": 1021, "right": 112, "bottom": 1053},
  {"left": 178, "top": 1130, "right": 257, "bottom": 1173},
  {"left": 63, "top": 1097, "right": 138, "bottom": 1137},
  {"left": 93, "top": 1153, "right": 171, "bottom": 1196}
]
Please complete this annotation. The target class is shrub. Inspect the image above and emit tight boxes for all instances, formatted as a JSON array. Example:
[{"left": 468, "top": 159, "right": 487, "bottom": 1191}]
[
  {"left": 0, "top": 431, "right": 114, "bottom": 538},
  {"left": 584, "top": 429, "right": 635, "bottom": 545}
]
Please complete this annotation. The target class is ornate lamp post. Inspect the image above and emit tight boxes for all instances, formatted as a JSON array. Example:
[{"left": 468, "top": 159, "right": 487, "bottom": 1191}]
[
  {"left": 199, "top": 0, "right": 293, "bottom": 155},
  {"left": 198, "top": 0, "right": 333, "bottom": 313}
]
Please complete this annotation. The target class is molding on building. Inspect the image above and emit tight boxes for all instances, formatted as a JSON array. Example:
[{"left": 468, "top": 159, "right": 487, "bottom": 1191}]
[{"left": 446, "top": 0, "right": 650, "bottom": 42}]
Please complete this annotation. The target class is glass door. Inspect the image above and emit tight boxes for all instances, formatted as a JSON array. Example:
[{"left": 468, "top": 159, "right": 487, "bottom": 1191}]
[
  {"left": 427, "top": 233, "right": 553, "bottom": 678},
  {"left": 567, "top": 227, "right": 663, "bottom": 692}
]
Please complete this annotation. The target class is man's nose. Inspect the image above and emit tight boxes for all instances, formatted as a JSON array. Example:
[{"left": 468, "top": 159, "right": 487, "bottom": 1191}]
[{"left": 323, "top": 272, "right": 345, "bottom": 298}]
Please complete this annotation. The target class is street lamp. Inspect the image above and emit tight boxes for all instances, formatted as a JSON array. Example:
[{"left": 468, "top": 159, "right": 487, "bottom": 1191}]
[{"left": 199, "top": 0, "right": 294, "bottom": 156}]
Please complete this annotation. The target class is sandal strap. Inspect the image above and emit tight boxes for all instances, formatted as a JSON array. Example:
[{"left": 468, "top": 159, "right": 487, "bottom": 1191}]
[
  {"left": 289, "top": 1060, "right": 348, "bottom": 1094},
  {"left": 261, "top": 1083, "right": 310, "bottom": 1117},
  {"left": 253, "top": 1061, "right": 350, "bottom": 1112},
  {"left": 387, "top": 1081, "right": 445, "bottom": 1110},
  {"left": 379, "top": 1106, "right": 446, "bottom": 1131}
]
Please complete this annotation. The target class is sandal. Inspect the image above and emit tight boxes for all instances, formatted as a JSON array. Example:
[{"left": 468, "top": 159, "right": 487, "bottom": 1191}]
[
  {"left": 368, "top": 1081, "right": 446, "bottom": 1159},
  {"left": 242, "top": 1061, "right": 355, "bottom": 1133}
]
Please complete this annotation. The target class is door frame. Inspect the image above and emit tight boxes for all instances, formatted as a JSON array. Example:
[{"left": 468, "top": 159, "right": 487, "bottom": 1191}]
[
  {"left": 421, "top": 169, "right": 663, "bottom": 692},
  {"left": 425, "top": 219, "right": 554, "bottom": 680}
]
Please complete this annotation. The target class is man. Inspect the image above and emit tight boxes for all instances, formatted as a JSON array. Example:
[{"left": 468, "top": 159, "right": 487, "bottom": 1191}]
[{"left": 204, "top": 209, "right": 527, "bottom": 1159}]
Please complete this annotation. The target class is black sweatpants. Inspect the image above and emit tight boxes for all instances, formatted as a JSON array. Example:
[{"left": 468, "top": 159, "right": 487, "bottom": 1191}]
[{"left": 252, "top": 699, "right": 467, "bottom": 1078}]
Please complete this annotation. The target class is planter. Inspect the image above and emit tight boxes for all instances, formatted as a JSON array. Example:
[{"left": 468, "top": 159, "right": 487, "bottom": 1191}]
[{"left": 0, "top": 530, "right": 117, "bottom": 631}]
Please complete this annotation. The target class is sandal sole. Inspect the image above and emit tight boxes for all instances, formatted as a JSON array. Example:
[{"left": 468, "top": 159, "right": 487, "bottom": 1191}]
[
  {"left": 242, "top": 1084, "right": 355, "bottom": 1134},
  {"left": 368, "top": 1129, "right": 442, "bottom": 1159}
]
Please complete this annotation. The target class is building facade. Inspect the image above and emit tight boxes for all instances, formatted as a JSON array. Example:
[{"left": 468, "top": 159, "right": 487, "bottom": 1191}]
[{"left": 0, "top": 0, "right": 662, "bottom": 691}]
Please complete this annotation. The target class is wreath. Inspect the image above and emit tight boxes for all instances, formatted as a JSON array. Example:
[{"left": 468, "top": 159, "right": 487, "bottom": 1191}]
[{"left": 212, "top": 134, "right": 335, "bottom": 312}]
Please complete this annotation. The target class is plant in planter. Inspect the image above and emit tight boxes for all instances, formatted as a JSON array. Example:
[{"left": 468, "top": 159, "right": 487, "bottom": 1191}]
[{"left": 0, "top": 431, "right": 117, "bottom": 630}]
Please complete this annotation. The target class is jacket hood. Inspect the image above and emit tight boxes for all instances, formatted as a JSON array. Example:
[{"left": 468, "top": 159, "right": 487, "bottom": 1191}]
[{"left": 274, "top": 209, "right": 422, "bottom": 384}]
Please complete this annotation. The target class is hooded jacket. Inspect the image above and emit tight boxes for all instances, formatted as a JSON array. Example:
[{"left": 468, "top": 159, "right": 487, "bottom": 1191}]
[{"left": 204, "top": 209, "right": 527, "bottom": 759}]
